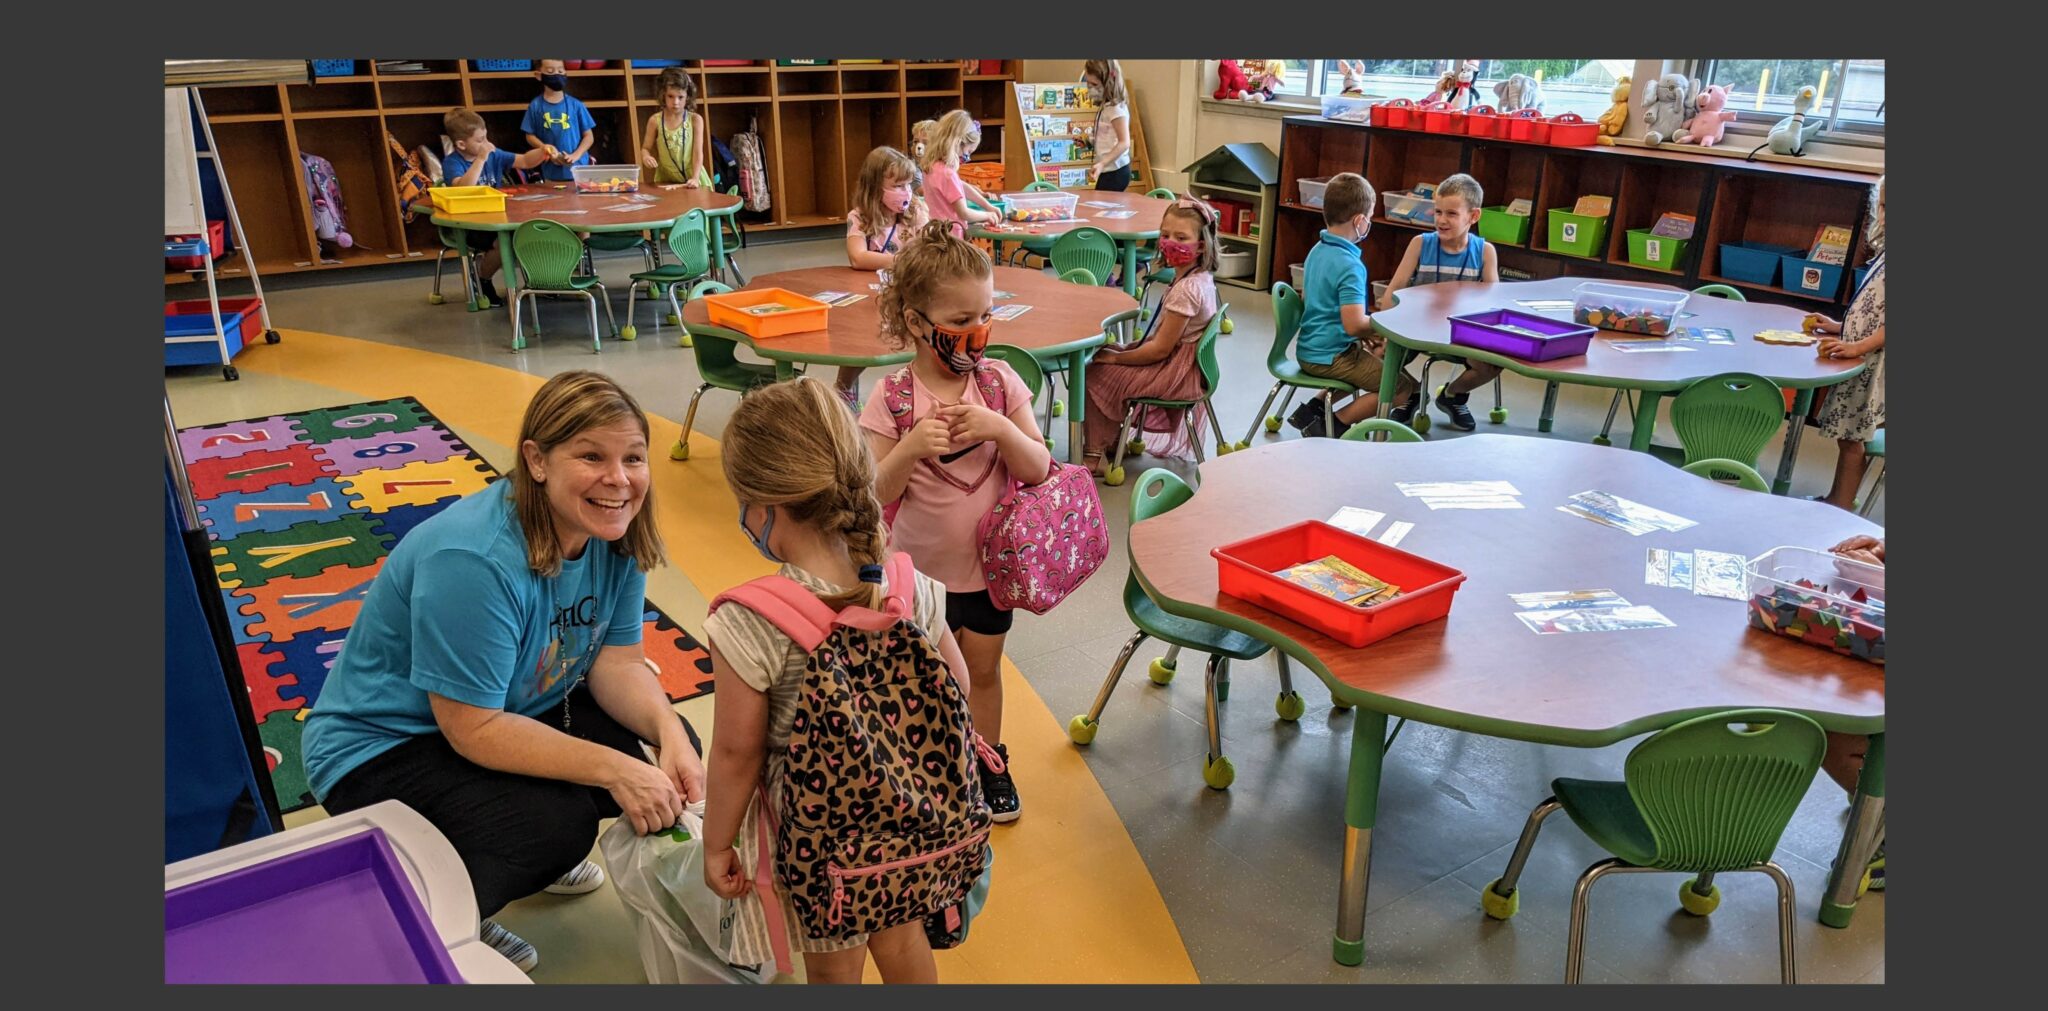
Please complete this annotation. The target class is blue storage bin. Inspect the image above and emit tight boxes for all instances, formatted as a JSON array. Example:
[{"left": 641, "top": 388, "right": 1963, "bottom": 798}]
[
  {"left": 632, "top": 60, "right": 684, "bottom": 68},
  {"left": 1779, "top": 255, "right": 1845, "bottom": 298},
  {"left": 472, "top": 59, "right": 533, "bottom": 72},
  {"left": 1718, "top": 242, "right": 1796, "bottom": 286},
  {"left": 1853, "top": 265, "right": 1872, "bottom": 294},
  {"left": 311, "top": 60, "right": 357, "bottom": 78},
  {"left": 165, "top": 297, "right": 257, "bottom": 368}
]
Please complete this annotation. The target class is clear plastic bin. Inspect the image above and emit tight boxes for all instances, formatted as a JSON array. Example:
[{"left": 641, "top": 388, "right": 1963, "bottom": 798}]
[
  {"left": 1002, "top": 190, "right": 1077, "bottom": 222},
  {"left": 1571, "top": 281, "right": 1689, "bottom": 336},
  {"left": 1382, "top": 189, "right": 1435, "bottom": 225},
  {"left": 1297, "top": 176, "right": 1331, "bottom": 208},
  {"left": 571, "top": 164, "right": 642, "bottom": 194},
  {"left": 1216, "top": 249, "right": 1254, "bottom": 279},
  {"left": 1321, "top": 94, "right": 1373, "bottom": 123},
  {"left": 1745, "top": 546, "right": 1885, "bottom": 664}
]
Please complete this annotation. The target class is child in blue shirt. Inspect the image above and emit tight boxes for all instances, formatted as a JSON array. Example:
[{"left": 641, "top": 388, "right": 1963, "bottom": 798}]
[
  {"left": 440, "top": 107, "right": 553, "bottom": 307},
  {"left": 1288, "top": 172, "right": 1416, "bottom": 437},
  {"left": 523, "top": 60, "right": 596, "bottom": 182},
  {"left": 1378, "top": 173, "right": 1502, "bottom": 430}
]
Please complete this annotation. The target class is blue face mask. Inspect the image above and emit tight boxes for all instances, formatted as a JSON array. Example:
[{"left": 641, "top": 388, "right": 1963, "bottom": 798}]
[{"left": 738, "top": 503, "right": 782, "bottom": 563}]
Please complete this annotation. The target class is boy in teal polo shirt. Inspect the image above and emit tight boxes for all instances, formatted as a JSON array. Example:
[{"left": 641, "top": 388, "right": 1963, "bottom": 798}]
[{"left": 1289, "top": 172, "right": 1418, "bottom": 437}]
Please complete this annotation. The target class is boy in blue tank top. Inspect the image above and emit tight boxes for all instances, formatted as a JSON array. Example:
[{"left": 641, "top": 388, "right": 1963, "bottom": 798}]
[{"left": 1379, "top": 173, "right": 1501, "bottom": 430}]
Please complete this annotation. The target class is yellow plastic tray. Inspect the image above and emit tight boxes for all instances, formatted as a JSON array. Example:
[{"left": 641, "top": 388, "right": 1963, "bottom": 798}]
[{"left": 429, "top": 186, "right": 507, "bottom": 215}]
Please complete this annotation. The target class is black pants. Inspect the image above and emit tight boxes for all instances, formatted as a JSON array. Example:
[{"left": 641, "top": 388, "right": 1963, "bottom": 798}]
[
  {"left": 323, "top": 686, "right": 700, "bottom": 918},
  {"left": 1095, "top": 165, "right": 1132, "bottom": 192}
]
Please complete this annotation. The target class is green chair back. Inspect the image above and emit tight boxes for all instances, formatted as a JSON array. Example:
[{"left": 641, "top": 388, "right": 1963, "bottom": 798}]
[
  {"left": 1145, "top": 187, "right": 1175, "bottom": 200},
  {"left": 1268, "top": 282, "right": 1304, "bottom": 372},
  {"left": 1193, "top": 303, "right": 1229, "bottom": 396},
  {"left": 1051, "top": 226, "right": 1118, "bottom": 288},
  {"left": 1131, "top": 467, "right": 1194, "bottom": 524},
  {"left": 1865, "top": 427, "right": 1884, "bottom": 459},
  {"left": 686, "top": 281, "right": 772, "bottom": 391},
  {"left": 666, "top": 208, "right": 712, "bottom": 279},
  {"left": 1691, "top": 283, "right": 1747, "bottom": 301},
  {"left": 1681, "top": 458, "right": 1768, "bottom": 492},
  {"left": 436, "top": 225, "right": 471, "bottom": 252},
  {"left": 1025, "top": 181, "right": 1060, "bottom": 193},
  {"left": 586, "top": 231, "right": 646, "bottom": 252},
  {"left": 1340, "top": 419, "right": 1423, "bottom": 443},
  {"left": 1059, "top": 267, "right": 1099, "bottom": 287},
  {"left": 1670, "top": 372, "right": 1785, "bottom": 469},
  {"left": 983, "top": 344, "right": 1045, "bottom": 398},
  {"left": 511, "top": 219, "right": 587, "bottom": 290},
  {"left": 1623, "top": 709, "right": 1825, "bottom": 871}
]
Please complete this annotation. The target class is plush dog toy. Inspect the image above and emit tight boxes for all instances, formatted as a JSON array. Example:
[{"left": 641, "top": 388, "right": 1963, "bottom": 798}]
[
  {"left": 1215, "top": 59, "right": 1249, "bottom": 101},
  {"left": 1676, "top": 83, "right": 1736, "bottom": 146},
  {"left": 1493, "top": 73, "right": 1544, "bottom": 113},
  {"left": 1596, "top": 75, "right": 1630, "bottom": 145}
]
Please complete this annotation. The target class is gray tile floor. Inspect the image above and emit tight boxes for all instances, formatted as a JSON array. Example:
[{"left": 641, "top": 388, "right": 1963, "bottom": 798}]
[{"left": 168, "top": 231, "right": 1883, "bottom": 983}]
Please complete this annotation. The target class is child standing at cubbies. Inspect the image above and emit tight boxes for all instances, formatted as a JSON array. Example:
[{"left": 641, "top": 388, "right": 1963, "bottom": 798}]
[
  {"left": 1377, "top": 173, "right": 1502, "bottom": 430},
  {"left": 638, "top": 68, "right": 712, "bottom": 188},
  {"left": 920, "top": 111, "right": 1004, "bottom": 235},
  {"left": 1082, "top": 198, "right": 1222, "bottom": 476},
  {"left": 440, "top": 108, "right": 555, "bottom": 307},
  {"left": 1810, "top": 175, "right": 1886, "bottom": 512},
  {"left": 702, "top": 376, "right": 990, "bottom": 983},
  {"left": 1289, "top": 173, "right": 1418, "bottom": 437},
  {"left": 524, "top": 60, "right": 596, "bottom": 183},
  {"left": 836, "top": 147, "right": 931, "bottom": 409},
  {"left": 860, "top": 222, "right": 1051, "bottom": 823},
  {"left": 1083, "top": 60, "right": 1132, "bottom": 192}
]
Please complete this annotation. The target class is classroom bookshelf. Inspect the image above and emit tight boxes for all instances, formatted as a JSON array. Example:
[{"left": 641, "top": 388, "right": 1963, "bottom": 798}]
[
  {"left": 1272, "top": 115, "right": 1880, "bottom": 309},
  {"left": 998, "top": 82, "right": 1154, "bottom": 194},
  {"left": 167, "top": 60, "right": 1014, "bottom": 287}
]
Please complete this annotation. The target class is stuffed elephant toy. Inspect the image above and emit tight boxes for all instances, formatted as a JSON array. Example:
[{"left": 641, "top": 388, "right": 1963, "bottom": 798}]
[
  {"left": 1640, "top": 73, "right": 1693, "bottom": 145},
  {"left": 1493, "top": 74, "right": 1543, "bottom": 113},
  {"left": 1768, "top": 85, "right": 1826, "bottom": 156}
]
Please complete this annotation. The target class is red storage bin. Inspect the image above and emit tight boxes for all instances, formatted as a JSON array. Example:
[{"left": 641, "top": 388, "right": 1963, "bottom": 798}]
[
  {"left": 1419, "top": 101, "right": 1457, "bottom": 134},
  {"left": 1371, "top": 98, "right": 1414, "bottom": 129},
  {"left": 166, "top": 221, "right": 228, "bottom": 270},
  {"left": 1212, "top": 520, "right": 1467, "bottom": 649},
  {"left": 1462, "top": 105, "right": 1500, "bottom": 138},
  {"left": 1503, "top": 109, "right": 1549, "bottom": 143},
  {"left": 1546, "top": 112, "right": 1598, "bottom": 146}
]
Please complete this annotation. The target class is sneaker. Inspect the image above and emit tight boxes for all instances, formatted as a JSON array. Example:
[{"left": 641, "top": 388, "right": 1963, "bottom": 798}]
[
  {"left": 484, "top": 287, "right": 508, "bottom": 309},
  {"left": 480, "top": 919, "right": 539, "bottom": 973},
  {"left": 981, "top": 743, "right": 1020, "bottom": 823},
  {"left": 1865, "top": 847, "right": 1885, "bottom": 892},
  {"left": 1434, "top": 389, "right": 1477, "bottom": 431},
  {"left": 1387, "top": 390, "right": 1422, "bottom": 426},
  {"left": 1286, "top": 399, "right": 1351, "bottom": 439},
  {"left": 543, "top": 859, "right": 605, "bottom": 895},
  {"left": 835, "top": 384, "right": 860, "bottom": 413}
]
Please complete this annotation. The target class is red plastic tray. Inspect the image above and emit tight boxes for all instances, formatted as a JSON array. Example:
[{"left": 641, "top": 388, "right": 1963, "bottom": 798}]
[
  {"left": 1547, "top": 113, "right": 1599, "bottom": 146},
  {"left": 1462, "top": 105, "right": 1500, "bottom": 138},
  {"left": 1213, "top": 520, "right": 1466, "bottom": 649},
  {"left": 1370, "top": 99, "right": 1413, "bottom": 129},
  {"left": 1503, "top": 109, "right": 1549, "bottom": 143},
  {"left": 1419, "top": 102, "right": 1457, "bottom": 133}
]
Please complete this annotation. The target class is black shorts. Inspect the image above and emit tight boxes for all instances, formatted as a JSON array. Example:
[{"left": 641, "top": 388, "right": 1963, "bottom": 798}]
[
  {"left": 1095, "top": 165, "right": 1132, "bottom": 192},
  {"left": 946, "top": 588, "right": 1014, "bottom": 637}
]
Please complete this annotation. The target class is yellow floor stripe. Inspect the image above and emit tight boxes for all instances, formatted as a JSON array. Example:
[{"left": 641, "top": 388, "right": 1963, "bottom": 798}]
[{"left": 192, "top": 331, "right": 1198, "bottom": 984}]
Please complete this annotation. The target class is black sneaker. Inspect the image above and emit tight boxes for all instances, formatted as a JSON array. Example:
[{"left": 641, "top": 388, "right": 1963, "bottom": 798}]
[
  {"left": 981, "top": 743, "right": 1020, "bottom": 823},
  {"left": 484, "top": 287, "right": 508, "bottom": 309},
  {"left": 1387, "top": 390, "right": 1422, "bottom": 426},
  {"left": 1435, "top": 389, "right": 1477, "bottom": 431},
  {"left": 1286, "top": 399, "right": 1350, "bottom": 439}
]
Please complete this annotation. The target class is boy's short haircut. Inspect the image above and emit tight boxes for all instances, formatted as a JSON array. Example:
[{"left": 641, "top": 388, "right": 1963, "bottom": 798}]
[
  {"left": 1436, "top": 173, "right": 1483, "bottom": 209},
  {"left": 1322, "top": 172, "right": 1374, "bottom": 227},
  {"left": 444, "top": 108, "right": 485, "bottom": 141}
]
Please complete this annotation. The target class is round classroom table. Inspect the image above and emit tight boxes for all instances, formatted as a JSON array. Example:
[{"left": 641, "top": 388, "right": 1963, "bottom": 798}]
[
  {"left": 679, "top": 265, "right": 1134, "bottom": 463},
  {"left": 422, "top": 185, "right": 742, "bottom": 345},
  {"left": 1126, "top": 436, "right": 1885, "bottom": 966},
  {"left": 967, "top": 190, "right": 1175, "bottom": 296},
  {"left": 1371, "top": 277, "right": 1867, "bottom": 495}
]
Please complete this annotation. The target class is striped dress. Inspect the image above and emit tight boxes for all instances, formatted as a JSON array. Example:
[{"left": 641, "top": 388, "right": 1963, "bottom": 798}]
[{"left": 1083, "top": 270, "right": 1218, "bottom": 459}]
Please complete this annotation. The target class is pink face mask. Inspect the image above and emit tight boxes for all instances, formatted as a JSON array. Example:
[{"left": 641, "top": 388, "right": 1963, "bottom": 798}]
[
  {"left": 1159, "top": 238, "right": 1198, "bottom": 268},
  {"left": 883, "top": 184, "right": 914, "bottom": 214}
]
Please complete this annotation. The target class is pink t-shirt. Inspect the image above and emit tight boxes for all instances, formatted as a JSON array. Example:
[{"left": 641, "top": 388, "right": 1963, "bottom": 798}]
[
  {"left": 922, "top": 161, "right": 968, "bottom": 232},
  {"left": 859, "top": 359, "right": 1035, "bottom": 593}
]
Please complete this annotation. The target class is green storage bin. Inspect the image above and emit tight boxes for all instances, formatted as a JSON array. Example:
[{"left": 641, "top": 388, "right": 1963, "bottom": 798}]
[
  {"left": 1546, "top": 207, "right": 1611, "bottom": 259},
  {"left": 1478, "top": 205, "right": 1532, "bottom": 246},
  {"left": 1625, "top": 228, "right": 1690, "bottom": 272}
]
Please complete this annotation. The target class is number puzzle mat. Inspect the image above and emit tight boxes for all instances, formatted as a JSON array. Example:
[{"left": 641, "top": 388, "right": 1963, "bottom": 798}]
[{"left": 178, "top": 397, "right": 715, "bottom": 812}]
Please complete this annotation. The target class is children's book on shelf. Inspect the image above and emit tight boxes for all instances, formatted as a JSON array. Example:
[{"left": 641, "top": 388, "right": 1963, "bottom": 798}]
[
  {"left": 1025, "top": 115, "right": 1047, "bottom": 135},
  {"left": 1571, "top": 195, "right": 1613, "bottom": 218},
  {"left": 1503, "top": 198, "right": 1533, "bottom": 217},
  {"left": 1275, "top": 555, "right": 1401, "bottom": 607},
  {"left": 1650, "top": 212, "right": 1696, "bottom": 239},
  {"left": 1809, "top": 224, "right": 1853, "bottom": 265}
]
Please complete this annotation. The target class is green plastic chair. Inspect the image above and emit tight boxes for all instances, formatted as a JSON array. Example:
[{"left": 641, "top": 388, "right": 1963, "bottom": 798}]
[
  {"left": 982, "top": 344, "right": 1055, "bottom": 450},
  {"left": 1021, "top": 265, "right": 1103, "bottom": 427},
  {"left": 1858, "top": 427, "right": 1885, "bottom": 517},
  {"left": 582, "top": 230, "right": 658, "bottom": 277},
  {"left": 1597, "top": 284, "right": 1748, "bottom": 446},
  {"left": 626, "top": 209, "right": 711, "bottom": 346},
  {"left": 1132, "top": 187, "right": 1177, "bottom": 308},
  {"left": 1058, "top": 267, "right": 1098, "bottom": 287},
  {"left": 510, "top": 219, "right": 617, "bottom": 353},
  {"left": 1102, "top": 304, "right": 1232, "bottom": 485},
  {"left": 429, "top": 225, "right": 484, "bottom": 309},
  {"left": 1681, "top": 457, "right": 1769, "bottom": 492},
  {"left": 1481, "top": 709, "right": 1824, "bottom": 983},
  {"left": 1339, "top": 418, "right": 1423, "bottom": 443},
  {"left": 1051, "top": 226, "right": 1118, "bottom": 289},
  {"left": 670, "top": 280, "right": 779, "bottom": 461},
  {"left": 1236, "top": 282, "right": 1356, "bottom": 449},
  {"left": 1666, "top": 372, "right": 1785, "bottom": 470},
  {"left": 1067, "top": 467, "right": 1299, "bottom": 790}
]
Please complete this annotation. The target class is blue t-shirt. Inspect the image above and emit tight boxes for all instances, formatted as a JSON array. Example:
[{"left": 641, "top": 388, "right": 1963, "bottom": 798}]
[
  {"left": 441, "top": 148, "right": 519, "bottom": 188},
  {"left": 1296, "top": 230, "right": 1369, "bottom": 366},
  {"left": 302, "top": 481, "right": 647, "bottom": 800},
  {"left": 1413, "top": 232, "right": 1487, "bottom": 285},
  {"left": 521, "top": 95, "right": 596, "bottom": 181}
]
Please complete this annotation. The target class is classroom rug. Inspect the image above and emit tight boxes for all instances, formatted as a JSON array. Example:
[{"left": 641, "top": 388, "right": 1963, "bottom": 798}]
[{"left": 179, "top": 396, "right": 716, "bottom": 812}]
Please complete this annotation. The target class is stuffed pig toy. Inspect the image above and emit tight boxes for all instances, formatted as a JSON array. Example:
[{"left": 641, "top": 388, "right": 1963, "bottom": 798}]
[{"left": 1676, "top": 83, "right": 1736, "bottom": 146}]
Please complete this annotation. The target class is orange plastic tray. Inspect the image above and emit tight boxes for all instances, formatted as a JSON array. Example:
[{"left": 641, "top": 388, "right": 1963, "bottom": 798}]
[
  {"left": 702, "top": 287, "right": 830, "bottom": 338},
  {"left": 1212, "top": 520, "right": 1466, "bottom": 649}
]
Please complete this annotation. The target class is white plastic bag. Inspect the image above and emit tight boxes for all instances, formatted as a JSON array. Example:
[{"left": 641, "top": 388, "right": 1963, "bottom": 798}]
[{"left": 599, "top": 801, "right": 774, "bottom": 984}]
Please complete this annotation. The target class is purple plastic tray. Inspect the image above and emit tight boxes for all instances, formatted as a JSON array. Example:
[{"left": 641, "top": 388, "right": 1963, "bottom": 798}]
[
  {"left": 1447, "top": 308, "right": 1596, "bottom": 362},
  {"left": 165, "top": 828, "right": 464, "bottom": 984}
]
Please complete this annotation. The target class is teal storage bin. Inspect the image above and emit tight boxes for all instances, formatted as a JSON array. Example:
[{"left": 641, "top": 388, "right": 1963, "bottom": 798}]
[
  {"left": 1718, "top": 242, "right": 1796, "bottom": 286},
  {"left": 1780, "top": 255, "right": 1845, "bottom": 298}
]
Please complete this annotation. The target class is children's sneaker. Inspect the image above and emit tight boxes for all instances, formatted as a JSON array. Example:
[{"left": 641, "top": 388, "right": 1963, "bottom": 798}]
[
  {"left": 835, "top": 384, "right": 860, "bottom": 413},
  {"left": 1864, "top": 847, "right": 1885, "bottom": 892},
  {"left": 484, "top": 287, "right": 508, "bottom": 309},
  {"left": 982, "top": 743, "right": 1020, "bottom": 823},
  {"left": 1388, "top": 390, "right": 1422, "bottom": 426},
  {"left": 1435, "top": 389, "right": 1477, "bottom": 431},
  {"left": 1286, "top": 398, "right": 1323, "bottom": 434},
  {"left": 543, "top": 859, "right": 605, "bottom": 895},
  {"left": 480, "top": 919, "right": 539, "bottom": 973}
]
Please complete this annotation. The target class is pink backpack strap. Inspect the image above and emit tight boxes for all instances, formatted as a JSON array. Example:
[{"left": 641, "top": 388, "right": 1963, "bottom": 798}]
[
  {"left": 973, "top": 361, "right": 1007, "bottom": 415},
  {"left": 881, "top": 366, "right": 917, "bottom": 438},
  {"left": 710, "top": 575, "right": 838, "bottom": 653}
]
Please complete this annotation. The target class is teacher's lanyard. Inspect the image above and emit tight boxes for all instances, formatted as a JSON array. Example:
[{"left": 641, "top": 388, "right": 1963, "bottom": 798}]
[{"left": 555, "top": 580, "right": 607, "bottom": 732}]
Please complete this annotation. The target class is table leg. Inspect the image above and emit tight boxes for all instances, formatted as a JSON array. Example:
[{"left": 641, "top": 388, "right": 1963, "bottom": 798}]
[
  {"left": 1121, "top": 241, "right": 1140, "bottom": 297},
  {"left": 774, "top": 360, "right": 796, "bottom": 382},
  {"left": 1065, "top": 349, "right": 1088, "bottom": 464},
  {"left": 710, "top": 216, "right": 730, "bottom": 285},
  {"left": 1627, "top": 391, "right": 1664, "bottom": 453},
  {"left": 497, "top": 231, "right": 522, "bottom": 350},
  {"left": 1821, "top": 732, "right": 1884, "bottom": 929},
  {"left": 1537, "top": 381, "right": 1560, "bottom": 433},
  {"left": 1773, "top": 388, "right": 1815, "bottom": 495},
  {"left": 1332, "top": 707, "right": 1389, "bottom": 966},
  {"left": 1375, "top": 344, "right": 1411, "bottom": 420}
]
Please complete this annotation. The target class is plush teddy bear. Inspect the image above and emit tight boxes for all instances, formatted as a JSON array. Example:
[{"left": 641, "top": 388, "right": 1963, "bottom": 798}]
[
  {"left": 1433, "top": 60, "right": 1481, "bottom": 109},
  {"left": 1639, "top": 72, "right": 1692, "bottom": 145},
  {"left": 1596, "top": 74, "right": 1630, "bottom": 145},
  {"left": 1215, "top": 59, "right": 1249, "bottom": 101},
  {"left": 1492, "top": 73, "right": 1543, "bottom": 113},
  {"left": 1676, "top": 83, "right": 1737, "bottom": 146}
]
